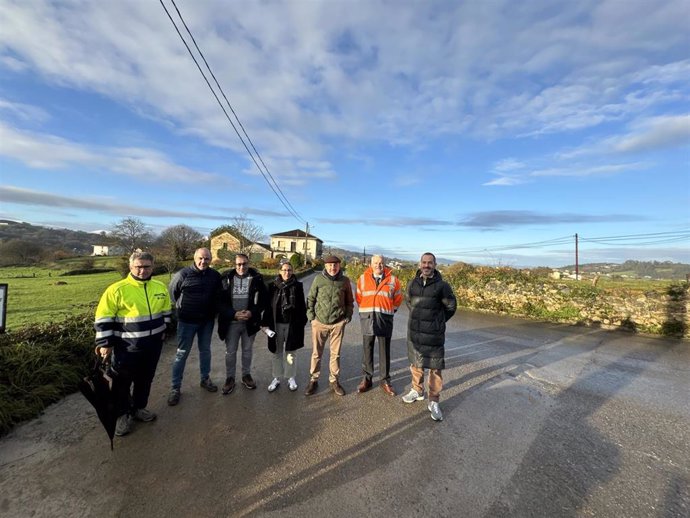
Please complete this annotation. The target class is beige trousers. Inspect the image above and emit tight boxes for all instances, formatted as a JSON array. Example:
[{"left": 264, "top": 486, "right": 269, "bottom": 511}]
[
  {"left": 309, "top": 319, "right": 346, "bottom": 383},
  {"left": 410, "top": 365, "right": 443, "bottom": 402}
]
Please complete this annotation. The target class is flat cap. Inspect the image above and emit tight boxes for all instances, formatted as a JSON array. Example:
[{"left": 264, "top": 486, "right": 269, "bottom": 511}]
[{"left": 323, "top": 255, "right": 341, "bottom": 264}]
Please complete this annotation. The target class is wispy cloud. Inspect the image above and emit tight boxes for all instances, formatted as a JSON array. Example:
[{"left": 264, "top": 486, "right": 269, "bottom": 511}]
[
  {"left": 559, "top": 113, "right": 690, "bottom": 160},
  {"left": 319, "top": 210, "right": 644, "bottom": 231},
  {"left": 483, "top": 176, "right": 527, "bottom": 186},
  {"left": 607, "top": 114, "right": 690, "bottom": 154},
  {"left": 529, "top": 162, "right": 647, "bottom": 178},
  {"left": 318, "top": 216, "right": 455, "bottom": 227},
  {"left": 0, "top": 122, "right": 222, "bottom": 183},
  {"left": 0, "top": 186, "right": 228, "bottom": 221},
  {"left": 458, "top": 210, "right": 642, "bottom": 230},
  {"left": 0, "top": 98, "right": 50, "bottom": 123}
]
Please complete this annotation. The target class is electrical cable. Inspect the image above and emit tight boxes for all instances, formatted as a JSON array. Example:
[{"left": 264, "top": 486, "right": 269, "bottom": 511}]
[
  {"left": 159, "top": 0, "right": 305, "bottom": 224},
  {"left": 167, "top": 0, "right": 304, "bottom": 224},
  {"left": 438, "top": 230, "right": 690, "bottom": 255}
]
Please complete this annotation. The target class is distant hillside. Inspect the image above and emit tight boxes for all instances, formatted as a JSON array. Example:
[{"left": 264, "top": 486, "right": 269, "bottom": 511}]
[
  {"left": 0, "top": 220, "right": 109, "bottom": 255},
  {"left": 559, "top": 260, "right": 690, "bottom": 280},
  {"left": 321, "top": 246, "right": 413, "bottom": 267}
]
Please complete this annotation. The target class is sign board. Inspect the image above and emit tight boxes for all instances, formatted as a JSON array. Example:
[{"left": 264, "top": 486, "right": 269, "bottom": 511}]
[{"left": 0, "top": 284, "right": 6, "bottom": 333}]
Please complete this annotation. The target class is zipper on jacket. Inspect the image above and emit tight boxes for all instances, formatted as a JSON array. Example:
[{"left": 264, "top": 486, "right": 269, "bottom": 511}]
[{"left": 144, "top": 282, "right": 154, "bottom": 335}]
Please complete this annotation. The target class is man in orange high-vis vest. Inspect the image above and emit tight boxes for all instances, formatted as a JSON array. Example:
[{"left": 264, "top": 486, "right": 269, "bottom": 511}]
[{"left": 355, "top": 255, "right": 403, "bottom": 396}]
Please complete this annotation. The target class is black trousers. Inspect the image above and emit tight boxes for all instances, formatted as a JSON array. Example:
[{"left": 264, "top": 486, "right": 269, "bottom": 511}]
[
  {"left": 361, "top": 334, "right": 391, "bottom": 383},
  {"left": 112, "top": 341, "right": 164, "bottom": 416}
]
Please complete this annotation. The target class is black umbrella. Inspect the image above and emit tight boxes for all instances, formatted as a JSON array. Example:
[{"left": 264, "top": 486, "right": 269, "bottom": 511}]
[{"left": 79, "top": 356, "right": 117, "bottom": 450}]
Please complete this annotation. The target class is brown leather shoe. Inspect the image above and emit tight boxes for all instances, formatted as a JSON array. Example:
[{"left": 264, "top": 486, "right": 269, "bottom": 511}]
[
  {"left": 304, "top": 379, "right": 318, "bottom": 396},
  {"left": 330, "top": 381, "right": 346, "bottom": 396},
  {"left": 357, "top": 378, "right": 373, "bottom": 393},
  {"left": 381, "top": 382, "right": 396, "bottom": 396}
]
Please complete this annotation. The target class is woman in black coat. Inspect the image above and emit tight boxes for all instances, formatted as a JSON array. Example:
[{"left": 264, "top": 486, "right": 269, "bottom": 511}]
[{"left": 264, "top": 261, "right": 308, "bottom": 392}]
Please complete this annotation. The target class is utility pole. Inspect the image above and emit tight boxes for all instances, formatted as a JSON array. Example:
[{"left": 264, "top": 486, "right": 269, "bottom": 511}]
[
  {"left": 575, "top": 233, "right": 579, "bottom": 280},
  {"left": 304, "top": 222, "right": 309, "bottom": 267},
  {"left": 363, "top": 246, "right": 366, "bottom": 265}
]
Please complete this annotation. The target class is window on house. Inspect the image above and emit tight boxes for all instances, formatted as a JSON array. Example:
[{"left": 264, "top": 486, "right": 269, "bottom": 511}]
[{"left": 290, "top": 242, "right": 296, "bottom": 252}]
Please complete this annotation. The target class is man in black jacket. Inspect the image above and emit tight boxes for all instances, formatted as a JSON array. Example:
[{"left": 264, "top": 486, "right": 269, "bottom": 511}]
[
  {"left": 167, "top": 248, "right": 221, "bottom": 406},
  {"left": 217, "top": 254, "right": 268, "bottom": 394},
  {"left": 402, "top": 252, "right": 457, "bottom": 421}
]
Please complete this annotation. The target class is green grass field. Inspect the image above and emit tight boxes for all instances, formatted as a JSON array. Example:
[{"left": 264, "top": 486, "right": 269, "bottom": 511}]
[
  {"left": 1, "top": 269, "right": 122, "bottom": 329},
  {"left": 0, "top": 259, "right": 279, "bottom": 330}
]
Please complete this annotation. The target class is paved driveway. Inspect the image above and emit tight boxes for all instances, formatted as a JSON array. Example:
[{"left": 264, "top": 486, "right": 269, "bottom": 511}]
[{"left": 1, "top": 273, "right": 688, "bottom": 517}]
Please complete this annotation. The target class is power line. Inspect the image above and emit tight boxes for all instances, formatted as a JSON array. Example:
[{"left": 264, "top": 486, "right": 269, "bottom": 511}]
[
  {"left": 159, "top": 0, "right": 305, "bottom": 225},
  {"left": 439, "top": 230, "right": 690, "bottom": 255},
  {"left": 167, "top": 0, "right": 304, "bottom": 224}
]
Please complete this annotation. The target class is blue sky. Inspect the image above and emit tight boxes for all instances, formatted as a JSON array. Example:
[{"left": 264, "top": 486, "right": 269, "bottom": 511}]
[{"left": 0, "top": 0, "right": 688, "bottom": 266}]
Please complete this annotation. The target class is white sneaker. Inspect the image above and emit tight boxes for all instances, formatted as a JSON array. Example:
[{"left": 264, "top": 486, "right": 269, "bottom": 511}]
[
  {"left": 133, "top": 408, "right": 157, "bottom": 422},
  {"left": 288, "top": 377, "right": 298, "bottom": 391},
  {"left": 402, "top": 388, "right": 424, "bottom": 404},
  {"left": 268, "top": 378, "right": 280, "bottom": 392},
  {"left": 428, "top": 401, "right": 443, "bottom": 421},
  {"left": 115, "top": 414, "right": 133, "bottom": 436}
]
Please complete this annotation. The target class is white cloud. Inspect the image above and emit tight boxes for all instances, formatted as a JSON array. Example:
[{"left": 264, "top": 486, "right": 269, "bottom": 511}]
[
  {"left": 483, "top": 176, "right": 526, "bottom": 187},
  {"left": 609, "top": 114, "right": 690, "bottom": 154},
  {"left": 493, "top": 159, "right": 526, "bottom": 173},
  {"left": 0, "top": 122, "right": 221, "bottom": 183},
  {"left": 558, "top": 114, "right": 690, "bottom": 159},
  {"left": 529, "top": 163, "right": 647, "bottom": 178},
  {"left": 1, "top": 0, "right": 688, "bottom": 159},
  {"left": 0, "top": 98, "right": 49, "bottom": 123}
]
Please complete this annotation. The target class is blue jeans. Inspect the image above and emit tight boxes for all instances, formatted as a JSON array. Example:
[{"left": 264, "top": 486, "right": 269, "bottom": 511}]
[{"left": 171, "top": 319, "right": 214, "bottom": 390}]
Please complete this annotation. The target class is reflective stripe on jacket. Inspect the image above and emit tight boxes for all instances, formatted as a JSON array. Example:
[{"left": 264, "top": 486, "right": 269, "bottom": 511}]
[
  {"left": 356, "top": 266, "right": 402, "bottom": 316},
  {"left": 94, "top": 273, "right": 172, "bottom": 350},
  {"left": 356, "top": 266, "right": 402, "bottom": 337}
]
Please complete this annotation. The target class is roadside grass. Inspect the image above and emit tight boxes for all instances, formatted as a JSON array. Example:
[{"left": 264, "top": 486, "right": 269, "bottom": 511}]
[{"left": 0, "top": 312, "right": 94, "bottom": 435}]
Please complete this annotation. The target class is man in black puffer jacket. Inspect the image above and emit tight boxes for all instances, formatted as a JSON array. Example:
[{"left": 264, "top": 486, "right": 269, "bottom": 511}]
[
  {"left": 402, "top": 252, "right": 456, "bottom": 422},
  {"left": 167, "top": 248, "right": 222, "bottom": 406}
]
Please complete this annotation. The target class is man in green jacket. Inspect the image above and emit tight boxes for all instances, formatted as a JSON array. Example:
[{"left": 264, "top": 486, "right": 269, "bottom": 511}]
[{"left": 305, "top": 255, "right": 354, "bottom": 396}]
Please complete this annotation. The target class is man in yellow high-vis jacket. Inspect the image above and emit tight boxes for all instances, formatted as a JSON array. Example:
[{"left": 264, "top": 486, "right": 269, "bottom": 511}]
[{"left": 94, "top": 251, "right": 172, "bottom": 437}]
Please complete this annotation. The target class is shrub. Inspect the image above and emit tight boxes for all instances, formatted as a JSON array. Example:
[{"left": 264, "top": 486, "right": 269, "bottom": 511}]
[
  {"left": 260, "top": 257, "right": 280, "bottom": 270},
  {"left": 80, "top": 257, "right": 95, "bottom": 270},
  {"left": 289, "top": 253, "right": 303, "bottom": 270}
]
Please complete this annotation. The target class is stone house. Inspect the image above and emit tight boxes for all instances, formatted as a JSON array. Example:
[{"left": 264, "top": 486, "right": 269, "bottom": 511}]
[{"left": 210, "top": 231, "right": 272, "bottom": 263}]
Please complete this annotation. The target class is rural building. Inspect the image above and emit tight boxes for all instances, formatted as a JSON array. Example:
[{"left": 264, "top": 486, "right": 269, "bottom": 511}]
[
  {"left": 210, "top": 231, "right": 272, "bottom": 263},
  {"left": 270, "top": 229, "right": 322, "bottom": 261}
]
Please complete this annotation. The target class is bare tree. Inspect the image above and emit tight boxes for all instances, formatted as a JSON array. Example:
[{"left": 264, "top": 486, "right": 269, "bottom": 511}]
[
  {"left": 231, "top": 213, "right": 265, "bottom": 256},
  {"left": 210, "top": 214, "right": 265, "bottom": 258},
  {"left": 112, "top": 217, "right": 152, "bottom": 253},
  {"left": 158, "top": 224, "right": 203, "bottom": 261}
]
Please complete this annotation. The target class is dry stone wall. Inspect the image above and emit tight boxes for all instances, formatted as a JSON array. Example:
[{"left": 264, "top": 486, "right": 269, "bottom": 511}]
[{"left": 454, "top": 280, "right": 689, "bottom": 338}]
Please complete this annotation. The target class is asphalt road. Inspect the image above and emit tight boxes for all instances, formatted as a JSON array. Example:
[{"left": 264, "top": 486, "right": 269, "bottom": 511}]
[{"left": 1, "top": 272, "right": 688, "bottom": 518}]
